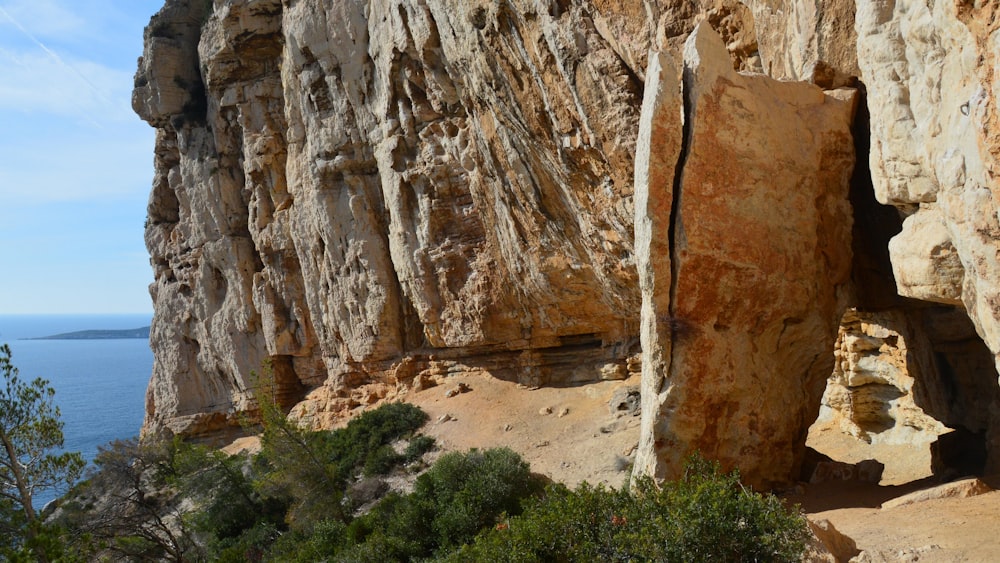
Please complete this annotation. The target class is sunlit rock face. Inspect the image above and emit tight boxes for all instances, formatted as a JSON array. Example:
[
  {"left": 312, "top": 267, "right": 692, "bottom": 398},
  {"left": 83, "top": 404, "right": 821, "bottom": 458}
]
[
  {"left": 856, "top": 0, "right": 1000, "bottom": 376},
  {"left": 633, "top": 24, "right": 856, "bottom": 489},
  {"left": 852, "top": 0, "right": 1000, "bottom": 471},
  {"left": 133, "top": 0, "right": 759, "bottom": 437},
  {"left": 134, "top": 0, "right": 1000, "bottom": 482}
]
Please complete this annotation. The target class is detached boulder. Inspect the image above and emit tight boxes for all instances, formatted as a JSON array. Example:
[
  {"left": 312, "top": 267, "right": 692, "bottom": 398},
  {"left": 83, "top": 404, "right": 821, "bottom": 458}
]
[
  {"left": 804, "top": 518, "right": 861, "bottom": 563},
  {"left": 609, "top": 386, "right": 641, "bottom": 417},
  {"left": 881, "top": 478, "right": 993, "bottom": 509},
  {"left": 634, "top": 23, "right": 856, "bottom": 488}
]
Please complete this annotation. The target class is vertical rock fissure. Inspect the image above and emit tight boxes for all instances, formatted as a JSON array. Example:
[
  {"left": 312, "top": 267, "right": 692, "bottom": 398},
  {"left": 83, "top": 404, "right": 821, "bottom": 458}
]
[{"left": 662, "top": 63, "right": 694, "bottom": 392}]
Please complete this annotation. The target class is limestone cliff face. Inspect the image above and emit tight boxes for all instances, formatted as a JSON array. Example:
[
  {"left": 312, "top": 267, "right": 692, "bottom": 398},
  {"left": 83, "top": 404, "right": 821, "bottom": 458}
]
[
  {"left": 856, "top": 0, "right": 998, "bottom": 349},
  {"left": 134, "top": 0, "right": 752, "bottom": 437},
  {"left": 852, "top": 0, "right": 1000, "bottom": 470},
  {"left": 135, "top": 0, "right": 1000, "bottom": 485}
]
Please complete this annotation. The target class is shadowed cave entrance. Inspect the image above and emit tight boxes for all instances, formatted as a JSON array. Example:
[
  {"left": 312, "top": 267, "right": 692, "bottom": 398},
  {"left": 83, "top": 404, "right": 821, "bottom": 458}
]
[
  {"left": 805, "top": 305, "right": 997, "bottom": 485},
  {"left": 803, "top": 94, "right": 999, "bottom": 486}
]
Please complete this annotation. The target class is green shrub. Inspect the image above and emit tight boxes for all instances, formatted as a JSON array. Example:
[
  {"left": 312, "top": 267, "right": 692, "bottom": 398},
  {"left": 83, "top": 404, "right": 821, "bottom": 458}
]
[
  {"left": 342, "top": 448, "right": 545, "bottom": 560},
  {"left": 362, "top": 433, "right": 436, "bottom": 477},
  {"left": 404, "top": 434, "right": 436, "bottom": 462},
  {"left": 649, "top": 456, "right": 809, "bottom": 562},
  {"left": 254, "top": 401, "right": 429, "bottom": 532},
  {"left": 265, "top": 519, "right": 348, "bottom": 563},
  {"left": 443, "top": 481, "right": 637, "bottom": 562},
  {"left": 448, "top": 454, "right": 809, "bottom": 563},
  {"left": 211, "top": 521, "right": 281, "bottom": 563},
  {"left": 325, "top": 402, "right": 430, "bottom": 481},
  {"left": 363, "top": 445, "right": 404, "bottom": 476},
  {"left": 340, "top": 490, "right": 432, "bottom": 559},
  {"left": 416, "top": 448, "right": 544, "bottom": 552}
]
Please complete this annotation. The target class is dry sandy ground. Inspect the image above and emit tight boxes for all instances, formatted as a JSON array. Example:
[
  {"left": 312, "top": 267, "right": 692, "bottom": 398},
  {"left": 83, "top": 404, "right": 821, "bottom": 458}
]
[
  {"left": 402, "top": 371, "right": 642, "bottom": 489},
  {"left": 800, "top": 422, "right": 1000, "bottom": 562},
  {"left": 402, "top": 373, "right": 1000, "bottom": 562}
]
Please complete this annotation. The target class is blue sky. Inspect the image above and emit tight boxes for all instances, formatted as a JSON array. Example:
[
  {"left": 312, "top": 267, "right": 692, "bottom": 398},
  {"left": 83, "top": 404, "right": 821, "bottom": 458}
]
[{"left": 0, "top": 0, "right": 164, "bottom": 314}]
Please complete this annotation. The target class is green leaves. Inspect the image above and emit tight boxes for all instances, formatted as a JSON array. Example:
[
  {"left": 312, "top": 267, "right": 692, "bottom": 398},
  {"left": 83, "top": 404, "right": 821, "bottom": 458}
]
[
  {"left": 0, "top": 347, "right": 80, "bottom": 490},
  {"left": 335, "top": 447, "right": 544, "bottom": 561},
  {"left": 454, "top": 454, "right": 810, "bottom": 563},
  {"left": 0, "top": 343, "right": 85, "bottom": 561}
]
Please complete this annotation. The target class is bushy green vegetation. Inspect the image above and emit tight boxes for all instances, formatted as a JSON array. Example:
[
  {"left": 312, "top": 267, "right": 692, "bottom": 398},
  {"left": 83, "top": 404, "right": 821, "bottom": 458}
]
[
  {"left": 39, "top": 364, "right": 807, "bottom": 562},
  {"left": 449, "top": 455, "right": 810, "bottom": 562},
  {"left": 330, "top": 447, "right": 545, "bottom": 561},
  {"left": 51, "top": 409, "right": 808, "bottom": 562},
  {"left": 49, "top": 398, "right": 434, "bottom": 562}
]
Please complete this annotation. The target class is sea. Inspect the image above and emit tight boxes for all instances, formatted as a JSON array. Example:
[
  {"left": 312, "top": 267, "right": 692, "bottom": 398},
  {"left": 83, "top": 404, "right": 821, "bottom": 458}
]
[{"left": 0, "top": 314, "right": 153, "bottom": 507}]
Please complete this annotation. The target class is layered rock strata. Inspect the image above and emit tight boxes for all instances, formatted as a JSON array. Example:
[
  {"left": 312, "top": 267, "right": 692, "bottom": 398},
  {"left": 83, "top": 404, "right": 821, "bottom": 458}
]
[
  {"left": 133, "top": 0, "right": 1000, "bottom": 485},
  {"left": 633, "top": 24, "right": 856, "bottom": 488},
  {"left": 135, "top": 0, "right": 753, "bottom": 436},
  {"left": 816, "top": 306, "right": 999, "bottom": 473},
  {"left": 818, "top": 309, "right": 948, "bottom": 446}
]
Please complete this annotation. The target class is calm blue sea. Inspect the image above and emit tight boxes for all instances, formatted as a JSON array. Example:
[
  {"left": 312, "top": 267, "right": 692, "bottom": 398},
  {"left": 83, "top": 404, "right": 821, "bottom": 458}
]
[{"left": 0, "top": 314, "right": 153, "bottom": 506}]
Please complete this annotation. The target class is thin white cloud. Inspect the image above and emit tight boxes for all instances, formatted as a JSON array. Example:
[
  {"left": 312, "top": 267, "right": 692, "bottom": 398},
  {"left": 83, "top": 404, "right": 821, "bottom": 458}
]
[
  {"left": 0, "top": 1, "right": 159, "bottom": 315},
  {"left": 0, "top": 48, "right": 134, "bottom": 123},
  {"left": 0, "top": 6, "right": 133, "bottom": 123},
  {"left": 0, "top": 0, "right": 86, "bottom": 39}
]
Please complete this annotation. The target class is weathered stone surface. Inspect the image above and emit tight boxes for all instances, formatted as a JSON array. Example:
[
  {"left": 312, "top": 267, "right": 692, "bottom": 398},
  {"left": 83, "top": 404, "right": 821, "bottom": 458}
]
[
  {"left": 133, "top": 0, "right": 1000, "bottom": 485},
  {"left": 810, "top": 459, "right": 884, "bottom": 484},
  {"left": 887, "top": 207, "right": 964, "bottom": 305},
  {"left": 817, "top": 309, "right": 948, "bottom": 447},
  {"left": 633, "top": 48, "right": 684, "bottom": 486},
  {"left": 856, "top": 0, "right": 1000, "bottom": 381},
  {"left": 881, "top": 477, "right": 993, "bottom": 510},
  {"left": 132, "top": 0, "right": 211, "bottom": 127},
  {"left": 739, "top": 0, "right": 859, "bottom": 86},
  {"left": 142, "top": 0, "right": 749, "bottom": 437},
  {"left": 632, "top": 23, "right": 856, "bottom": 488},
  {"left": 804, "top": 518, "right": 861, "bottom": 563},
  {"left": 814, "top": 305, "right": 1000, "bottom": 477}
]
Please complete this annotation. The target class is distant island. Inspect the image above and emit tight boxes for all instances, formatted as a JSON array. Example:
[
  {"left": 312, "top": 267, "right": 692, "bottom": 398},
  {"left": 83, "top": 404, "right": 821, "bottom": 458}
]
[{"left": 27, "top": 327, "right": 151, "bottom": 340}]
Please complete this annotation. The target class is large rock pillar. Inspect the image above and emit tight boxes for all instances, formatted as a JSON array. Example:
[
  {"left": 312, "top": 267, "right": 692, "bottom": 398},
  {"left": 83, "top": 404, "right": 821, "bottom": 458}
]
[{"left": 634, "top": 23, "right": 856, "bottom": 488}]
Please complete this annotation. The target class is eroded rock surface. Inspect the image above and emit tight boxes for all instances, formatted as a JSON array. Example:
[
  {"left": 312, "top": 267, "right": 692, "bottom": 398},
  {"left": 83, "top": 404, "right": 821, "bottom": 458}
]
[
  {"left": 817, "top": 309, "right": 948, "bottom": 447},
  {"left": 135, "top": 0, "right": 755, "bottom": 437},
  {"left": 133, "top": 0, "right": 1000, "bottom": 486},
  {"left": 856, "top": 0, "right": 1000, "bottom": 380},
  {"left": 739, "top": 0, "right": 859, "bottom": 86},
  {"left": 817, "top": 307, "right": 1000, "bottom": 472},
  {"left": 633, "top": 24, "right": 856, "bottom": 488}
]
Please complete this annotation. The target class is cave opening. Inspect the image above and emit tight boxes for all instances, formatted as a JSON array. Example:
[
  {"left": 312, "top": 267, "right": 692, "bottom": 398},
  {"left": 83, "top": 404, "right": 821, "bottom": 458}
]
[
  {"left": 805, "top": 305, "right": 997, "bottom": 485},
  {"left": 803, "top": 86, "right": 999, "bottom": 486}
]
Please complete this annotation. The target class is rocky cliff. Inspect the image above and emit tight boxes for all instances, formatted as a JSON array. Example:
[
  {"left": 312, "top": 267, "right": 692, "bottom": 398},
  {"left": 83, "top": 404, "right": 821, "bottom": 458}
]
[{"left": 133, "top": 0, "right": 1000, "bottom": 487}]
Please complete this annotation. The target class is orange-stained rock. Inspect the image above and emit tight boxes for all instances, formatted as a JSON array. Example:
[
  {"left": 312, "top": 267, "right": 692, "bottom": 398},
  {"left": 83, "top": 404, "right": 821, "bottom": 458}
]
[
  {"left": 633, "top": 24, "right": 856, "bottom": 488},
  {"left": 131, "top": 0, "right": 1000, "bottom": 482}
]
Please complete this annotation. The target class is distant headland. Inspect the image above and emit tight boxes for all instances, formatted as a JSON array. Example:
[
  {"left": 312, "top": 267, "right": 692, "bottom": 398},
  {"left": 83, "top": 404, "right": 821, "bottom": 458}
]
[{"left": 26, "top": 327, "right": 151, "bottom": 340}]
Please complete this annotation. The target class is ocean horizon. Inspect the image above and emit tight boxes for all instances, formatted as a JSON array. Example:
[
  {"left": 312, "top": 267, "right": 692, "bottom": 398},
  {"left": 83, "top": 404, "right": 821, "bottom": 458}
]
[{"left": 0, "top": 314, "right": 153, "bottom": 507}]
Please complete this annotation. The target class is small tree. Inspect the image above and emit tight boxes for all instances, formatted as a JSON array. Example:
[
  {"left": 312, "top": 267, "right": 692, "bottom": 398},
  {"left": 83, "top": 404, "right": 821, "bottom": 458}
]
[
  {"left": 0, "top": 343, "right": 85, "bottom": 560},
  {"left": 70, "top": 437, "right": 200, "bottom": 562}
]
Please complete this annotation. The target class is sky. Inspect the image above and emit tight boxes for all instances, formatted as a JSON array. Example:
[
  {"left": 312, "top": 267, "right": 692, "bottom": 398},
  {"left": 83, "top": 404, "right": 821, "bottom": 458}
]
[{"left": 0, "top": 0, "right": 165, "bottom": 314}]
